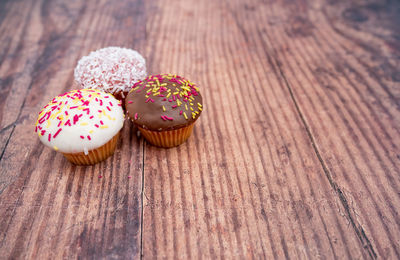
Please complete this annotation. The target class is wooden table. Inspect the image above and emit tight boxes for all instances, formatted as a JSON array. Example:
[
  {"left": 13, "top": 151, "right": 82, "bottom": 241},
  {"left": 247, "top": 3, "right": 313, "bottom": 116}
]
[{"left": 0, "top": 0, "right": 399, "bottom": 258}]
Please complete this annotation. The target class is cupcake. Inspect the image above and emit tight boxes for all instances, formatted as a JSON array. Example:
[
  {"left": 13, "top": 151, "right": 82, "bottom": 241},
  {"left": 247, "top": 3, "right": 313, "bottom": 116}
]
[
  {"left": 125, "top": 74, "right": 203, "bottom": 148},
  {"left": 74, "top": 46, "right": 147, "bottom": 101},
  {"left": 35, "top": 89, "right": 125, "bottom": 165}
]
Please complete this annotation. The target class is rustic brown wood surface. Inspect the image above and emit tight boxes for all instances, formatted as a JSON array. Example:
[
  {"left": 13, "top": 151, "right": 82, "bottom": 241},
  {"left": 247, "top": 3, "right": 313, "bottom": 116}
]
[{"left": 0, "top": 0, "right": 399, "bottom": 259}]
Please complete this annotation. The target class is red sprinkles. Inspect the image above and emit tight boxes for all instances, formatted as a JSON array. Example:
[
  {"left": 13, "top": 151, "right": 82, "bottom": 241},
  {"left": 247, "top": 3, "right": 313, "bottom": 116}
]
[
  {"left": 53, "top": 128, "right": 62, "bottom": 138},
  {"left": 35, "top": 89, "right": 121, "bottom": 147},
  {"left": 129, "top": 74, "right": 202, "bottom": 123}
]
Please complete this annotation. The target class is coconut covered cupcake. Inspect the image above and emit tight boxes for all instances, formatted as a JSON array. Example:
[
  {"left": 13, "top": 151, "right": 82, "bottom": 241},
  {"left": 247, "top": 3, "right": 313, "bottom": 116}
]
[
  {"left": 74, "top": 47, "right": 147, "bottom": 101},
  {"left": 35, "top": 89, "right": 124, "bottom": 165},
  {"left": 125, "top": 74, "right": 203, "bottom": 148}
]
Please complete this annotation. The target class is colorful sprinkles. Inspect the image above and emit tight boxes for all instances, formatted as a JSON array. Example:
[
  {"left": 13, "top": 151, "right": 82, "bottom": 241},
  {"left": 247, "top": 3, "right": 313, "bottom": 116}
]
[
  {"left": 35, "top": 89, "right": 123, "bottom": 151},
  {"left": 129, "top": 74, "right": 202, "bottom": 122},
  {"left": 74, "top": 47, "right": 147, "bottom": 98}
]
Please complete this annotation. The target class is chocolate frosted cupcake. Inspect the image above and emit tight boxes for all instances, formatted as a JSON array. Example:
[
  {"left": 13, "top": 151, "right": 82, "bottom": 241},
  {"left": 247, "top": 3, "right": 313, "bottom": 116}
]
[{"left": 125, "top": 74, "right": 203, "bottom": 148}]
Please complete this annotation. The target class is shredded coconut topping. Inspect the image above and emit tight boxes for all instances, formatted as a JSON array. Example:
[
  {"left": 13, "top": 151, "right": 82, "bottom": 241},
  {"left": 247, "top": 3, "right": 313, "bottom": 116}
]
[{"left": 74, "top": 47, "right": 147, "bottom": 98}]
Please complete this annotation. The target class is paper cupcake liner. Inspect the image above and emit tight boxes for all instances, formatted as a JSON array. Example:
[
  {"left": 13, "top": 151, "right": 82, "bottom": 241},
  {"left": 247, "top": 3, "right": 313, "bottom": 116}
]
[
  {"left": 138, "top": 124, "right": 195, "bottom": 148},
  {"left": 62, "top": 132, "right": 120, "bottom": 165}
]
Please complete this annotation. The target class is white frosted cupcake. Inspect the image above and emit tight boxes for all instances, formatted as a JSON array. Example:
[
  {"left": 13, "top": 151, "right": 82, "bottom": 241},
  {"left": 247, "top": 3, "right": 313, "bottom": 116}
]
[
  {"left": 35, "top": 89, "right": 124, "bottom": 165},
  {"left": 74, "top": 46, "right": 147, "bottom": 101}
]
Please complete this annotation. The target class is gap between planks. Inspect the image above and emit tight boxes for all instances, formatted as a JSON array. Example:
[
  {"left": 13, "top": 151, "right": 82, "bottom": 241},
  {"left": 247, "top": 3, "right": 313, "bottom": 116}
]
[
  {"left": 140, "top": 140, "right": 145, "bottom": 259},
  {"left": 275, "top": 60, "right": 378, "bottom": 259},
  {"left": 0, "top": 80, "right": 34, "bottom": 162}
]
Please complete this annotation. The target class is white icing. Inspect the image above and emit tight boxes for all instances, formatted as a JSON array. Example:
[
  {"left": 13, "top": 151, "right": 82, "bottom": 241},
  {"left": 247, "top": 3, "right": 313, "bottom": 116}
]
[
  {"left": 35, "top": 89, "right": 124, "bottom": 154},
  {"left": 74, "top": 47, "right": 147, "bottom": 97}
]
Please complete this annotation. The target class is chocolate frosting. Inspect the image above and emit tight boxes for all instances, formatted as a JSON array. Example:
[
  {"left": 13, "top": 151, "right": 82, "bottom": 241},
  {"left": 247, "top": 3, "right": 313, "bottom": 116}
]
[{"left": 125, "top": 74, "right": 203, "bottom": 131}]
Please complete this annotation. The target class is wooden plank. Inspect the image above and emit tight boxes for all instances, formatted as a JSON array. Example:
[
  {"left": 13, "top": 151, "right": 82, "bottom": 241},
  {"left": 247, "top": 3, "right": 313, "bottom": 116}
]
[
  {"left": 1, "top": 0, "right": 398, "bottom": 258},
  {"left": 249, "top": 0, "right": 400, "bottom": 258},
  {"left": 0, "top": 0, "right": 145, "bottom": 258},
  {"left": 141, "top": 0, "right": 373, "bottom": 258}
]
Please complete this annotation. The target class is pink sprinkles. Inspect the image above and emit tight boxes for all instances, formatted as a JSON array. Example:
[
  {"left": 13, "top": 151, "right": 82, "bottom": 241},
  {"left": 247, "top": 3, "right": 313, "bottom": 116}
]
[
  {"left": 53, "top": 128, "right": 62, "bottom": 138},
  {"left": 161, "top": 115, "right": 174, "bottom": 121},
  {"left": 35, "top": 89, "right": 121, "bottom": 145},
  {"left": 130, "top": 74, "right": 202, "bottom": 123}
]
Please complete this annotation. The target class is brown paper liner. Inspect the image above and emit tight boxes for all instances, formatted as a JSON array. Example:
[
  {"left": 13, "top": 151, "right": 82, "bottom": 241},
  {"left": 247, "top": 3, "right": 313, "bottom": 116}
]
[
  {"left": 62, "top": 132, "right": 120, "bottom": 165},
  {"left": 138, "top": 124, "right": 195, "bottom": 148}
]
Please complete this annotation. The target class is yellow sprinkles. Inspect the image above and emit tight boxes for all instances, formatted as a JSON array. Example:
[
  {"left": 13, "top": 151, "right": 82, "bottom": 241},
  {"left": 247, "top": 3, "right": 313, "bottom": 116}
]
[
  {"left": 35, "top": 89, "right": 123, "bottom": 143},
  {"left": 130, "top": 74, "right": 203, "bottom": 121}
]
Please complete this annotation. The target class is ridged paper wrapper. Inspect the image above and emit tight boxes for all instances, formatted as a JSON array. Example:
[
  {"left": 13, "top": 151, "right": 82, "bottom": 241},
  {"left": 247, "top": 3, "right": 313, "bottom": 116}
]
[
  {"left": 62, "top": 132, "right": 120, "bottom": 165},
  {"left": 138, "top": 124, "right": 194, "bottom": 148}
]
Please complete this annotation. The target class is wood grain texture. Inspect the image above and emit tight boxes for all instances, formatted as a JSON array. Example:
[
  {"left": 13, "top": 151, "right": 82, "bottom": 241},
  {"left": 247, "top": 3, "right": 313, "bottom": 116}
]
[
  {"left": 0, "top": 0, "right": 145, "bottom": 258},
  {"left": 252, "top": 0, "right": 400, "bottom": 258},
  {"left": 141, "top": 0, "right": 398, "bottom": 258},
  {"left": 0, "top": 0, "right": 399, "bottom": 259}
]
